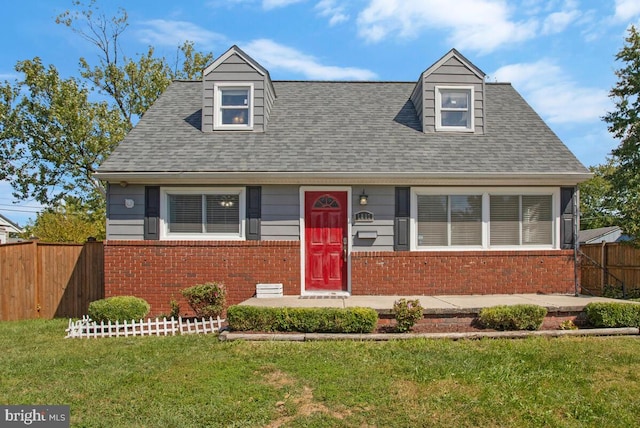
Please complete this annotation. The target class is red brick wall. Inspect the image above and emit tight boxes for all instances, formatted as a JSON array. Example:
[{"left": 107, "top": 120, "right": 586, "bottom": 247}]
[
  {"left": 351, "top": 250, "right": 576, "bottom": 295},
  {"left": 104, "top": 241, "right": 300, "bottom": 316},
  {"left": 105, "top": 242, "right": 577, "bottom": 316}
]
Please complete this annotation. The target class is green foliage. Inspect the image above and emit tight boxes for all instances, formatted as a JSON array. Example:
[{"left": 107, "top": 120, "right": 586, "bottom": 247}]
[
  {"left": 227, "top": 306, "right": 378, "bottom": 333},
  {"left": 559, "top": 320, "right": 578, "bottom": 330},
  {"left": 1, "top": 0, "right": 214, "bottom": 215},
  {"left": 392, "top": 298, "right": 424, "bottom": 332},
  {"left": 603, "top": 25, "right": 640, "bottom": 244},
  {"left": 170, "top": 299, "right": 181, "bottom": 319},
  {"left": 601, "top": 284, "right": 640, "bottom": 300},
  {"left": 579, "top": 162, "right": 619, "bottom": 230},
  {"left": 88, "top": 296, "right": 150, "bottom": 322},
  {"left": 0, "top": 57, "right": 126, "bottom": 208},
  {"left": 584, "top": 302, "right": 640, "bottom": 327},
  {"left": 181, "top": 282, "right": 227, "bottom": 318},
  {"left": 20, "top": 200, "right": 105, "bottom": 242},
  {"left": 478, "top": 304, "right": 547, "bottom": 331}
]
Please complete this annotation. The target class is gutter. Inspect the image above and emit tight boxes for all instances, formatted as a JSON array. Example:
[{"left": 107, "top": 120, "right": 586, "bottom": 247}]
[{"left": 94, "top": 171, "right": 593, "bottom": 186}]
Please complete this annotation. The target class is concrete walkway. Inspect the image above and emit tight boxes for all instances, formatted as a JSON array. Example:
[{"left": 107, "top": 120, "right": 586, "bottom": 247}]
[{"left": 240, "top": 294, "right": 629, "bottom": 314}]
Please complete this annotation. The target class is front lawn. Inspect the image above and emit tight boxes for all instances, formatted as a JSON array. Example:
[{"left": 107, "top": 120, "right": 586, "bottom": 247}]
[{"left": 1, "top": 319, "right": 640, "bottom": 427}]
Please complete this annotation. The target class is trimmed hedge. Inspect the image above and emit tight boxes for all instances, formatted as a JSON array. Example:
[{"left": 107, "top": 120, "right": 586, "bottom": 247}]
[
  {"left": 227, "top": 306, "right": 378, "bottom": 333},
  {"left": 584, "top": 302, "right": 640, "bottom": 328},
  {"left": 181, "top": 282, "right": 226, "bottom": 318},
  {"left": 88, "top": 296, "right": 150, "bottom": 323},
  {"left": 478, "top": 304, "right": 547, "bottom": 331}
]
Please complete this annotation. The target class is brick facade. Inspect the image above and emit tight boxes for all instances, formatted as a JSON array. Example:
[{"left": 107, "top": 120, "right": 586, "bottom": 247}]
[
  {"left": 104, "top": 241, "right": 577, "bottom": 316},
  {"left": 351, "top": 250, "right": 576, "bottom": 295},
  {"left": 104, "top": 241, "right": 301, "bottom": 316}
]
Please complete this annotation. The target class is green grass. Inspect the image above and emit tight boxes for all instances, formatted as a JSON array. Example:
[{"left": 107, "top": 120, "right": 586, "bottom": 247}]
[{"left": 2, "top": 320, "right": 640, "bottom": 427}]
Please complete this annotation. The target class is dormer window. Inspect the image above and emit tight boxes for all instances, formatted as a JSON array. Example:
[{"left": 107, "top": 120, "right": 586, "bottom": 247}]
[
  {"left": 435, "top": 86, "right": 474, "bottom": 132},
  {"left": 214, "top": 83, "right": 254, "bottom": 130}
]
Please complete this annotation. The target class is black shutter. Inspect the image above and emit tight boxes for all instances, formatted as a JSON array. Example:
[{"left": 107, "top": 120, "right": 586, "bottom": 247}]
[
  {"left": 144, "top": 186, "right": 160, "bottom": 240},
  {"left": 246, "top": 186, "right": 261, "bottom": 240},
  {"left": 560, "top": 187, "right": 575, "bottom": 249},
  {"left": 394, "top": 187, "right": 410, "bottom": 251}
]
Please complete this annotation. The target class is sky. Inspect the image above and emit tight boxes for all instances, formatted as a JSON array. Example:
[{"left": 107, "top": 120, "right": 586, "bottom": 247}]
[{"left": 1, "top": 0, "right": 639, "bottom": 226}]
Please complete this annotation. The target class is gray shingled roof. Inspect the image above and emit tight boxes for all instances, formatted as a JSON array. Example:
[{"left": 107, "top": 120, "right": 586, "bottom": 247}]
[{"left": 98, "top": 80, "right": 588, "bottom": 177}]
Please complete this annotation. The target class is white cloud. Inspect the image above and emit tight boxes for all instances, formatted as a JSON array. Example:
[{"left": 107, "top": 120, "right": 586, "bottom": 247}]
[
  {"left": 243, "top": 39, "right": 377, "bottom": 80},
  {"left": 0, "top": 73, "right": 18, "bottom": 81},
  {"left": 136, "top": 20, "right": 225, "bottom": 47},
  {"left": 541, "top": 9, "right": 580, "bottom": 35},
  {"left": 356, "top": 0, "right": 539, "bottom": 54},
  {"left": 315, "top": 0, "right": 349, "bottom": 26},
  {"left": 492, "top": 60, "right": 610, "bottom": 124},
  {"left": 263, "top": 0, "right": 306, "bottom": 10},
  {"left": 614, "top": 0, "right": 640, "bottom": 22}
]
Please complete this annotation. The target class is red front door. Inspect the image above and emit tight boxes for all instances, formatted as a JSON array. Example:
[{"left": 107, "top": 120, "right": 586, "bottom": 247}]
[{"left": 304, "top": 191, "right": 348, "bottom": 292}]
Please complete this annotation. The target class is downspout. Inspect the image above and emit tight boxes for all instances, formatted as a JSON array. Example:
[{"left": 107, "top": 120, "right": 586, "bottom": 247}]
[{"left": 573, "top": 186, "right": 580, "bottom": 296}]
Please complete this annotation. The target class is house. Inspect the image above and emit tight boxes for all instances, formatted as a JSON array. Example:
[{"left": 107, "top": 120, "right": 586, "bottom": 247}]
[
  {"left": 96, "top": 46, "right": 591, "bottom": 314},
  {"left": 578, "top": 226, "right": 629, "bottom": 245},
  {"left": 0, "top": 213, "right": 24, "bottom": 244}
]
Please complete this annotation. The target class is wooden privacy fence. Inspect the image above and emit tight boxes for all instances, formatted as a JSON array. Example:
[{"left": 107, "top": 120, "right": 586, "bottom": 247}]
[
  {"left": 580, "top": 242, "right": 640, "bottom": 296},
  {"left": 0, "top": 240, "right": 104, "bottom": 321}
]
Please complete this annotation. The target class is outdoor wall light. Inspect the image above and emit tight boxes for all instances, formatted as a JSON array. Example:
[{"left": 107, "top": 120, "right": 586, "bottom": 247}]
[
  {"left": 124, "top": 199, "right": 135, "bottom": 209},
  {"left": 359, "top": 190, "right": 368, "bottom": 205}
]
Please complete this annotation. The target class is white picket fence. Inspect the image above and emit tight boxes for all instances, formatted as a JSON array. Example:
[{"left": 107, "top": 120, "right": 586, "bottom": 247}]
[{"left": 65, "top": 315, "right": 225, "bottom": 339}]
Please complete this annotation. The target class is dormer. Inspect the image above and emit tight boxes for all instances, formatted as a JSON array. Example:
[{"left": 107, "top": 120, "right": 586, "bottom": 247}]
[
  {"left": 410, "top": 49, "right": 486, "bottom": 134},
  {"left": 201, "top": 45, "right": 276, "bottom": 133}
]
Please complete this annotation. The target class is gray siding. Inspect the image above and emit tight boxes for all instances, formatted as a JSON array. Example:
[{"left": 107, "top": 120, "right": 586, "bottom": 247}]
[
  {"left": 105, "top": 184, "right": 397, "bottom": 250},
  {"left": 106, "top": 184, "right": 145, "bottom": 240},
  {"left": 261, "top": 185, "right": 300, "bottom": 240},
  {"left": 351, "top": 186, "right": 395, "bottom": 251},
  {"left": 421, "top": 56, "right": 485, "bottom": 134},
  {"left": 201, "top": 52, "right": 276, "bottom": 133},
  {"left": 409, "top": 79, "right": 423, "bottom": 129}
]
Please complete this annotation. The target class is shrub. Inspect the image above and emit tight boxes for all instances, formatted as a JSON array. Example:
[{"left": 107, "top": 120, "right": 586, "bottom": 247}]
[
  {"left": 392, "top": 298, "right": 424, "bottom": 332},
  {"left": 478, "top": 304, "right": 547, "bottom": 331},
  {"left": 88, "top": 296, "right": 150, "bottom": 323},
  {"left": 584, "top": 302, "right": 640, "bottom": 328},
  {"left": 559, "top": 320, "right": 578, "bottom": 330},
  {"left": 227, "top": 306, "right": 378, "bottom": 333},
  {"left": 181, "top": 282, "right": 226, "bottom": 317}
]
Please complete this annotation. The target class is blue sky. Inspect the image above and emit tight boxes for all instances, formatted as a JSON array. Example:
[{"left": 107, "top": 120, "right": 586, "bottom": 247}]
[{"left": 1, "top": 0, "right": 639, "bottom": 226}]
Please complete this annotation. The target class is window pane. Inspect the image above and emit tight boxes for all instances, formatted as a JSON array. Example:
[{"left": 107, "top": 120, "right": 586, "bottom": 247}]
[
  {"left": 441, "top": 91, "right": 469, "bottom": 109},
  {"left": 522, "top": 196, "right": 552, "bottom": 245},
  {"left": 168, "top": 195, "right": 202, "bottom": 233},
  {"left": 451, "top": 195, "right": 482, "bottom": 245},
  {"left": 206, "top": 195, "right": 240, "bottom": 234},
  {"left": 441, "top": 111, "right": 469, "bottom": 127},
  {"left": 221, "top": 89, "right": 248, "bottom": 106},
  {"left": 221, "top": 109, "right": 248, "bottom": 125},
  {"left": 417, "top": 195, "right": 447, "bottom": 246},
  {"left": 490, "top": 195, "right": 520, "bottom": 245}
]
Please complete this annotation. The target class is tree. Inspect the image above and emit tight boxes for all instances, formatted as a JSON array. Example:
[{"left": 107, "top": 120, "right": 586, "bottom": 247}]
[
  {"left": 578, "top": 161, "right": 618, "bottom": 230},
  {"left": 21, "top": 199, "right": 105, "bottom": 243},
  {"left": 1, "top": 0, "right": 213, "bottom": 214},
  {"left": 57, "top": 0, "right": 213, "bottom": 128},
  {"left": 0, "top": 58, "right": 126, "bottom": 209},
  {"left": 603, "top": 25, "right": 640, "bottom": 242}
]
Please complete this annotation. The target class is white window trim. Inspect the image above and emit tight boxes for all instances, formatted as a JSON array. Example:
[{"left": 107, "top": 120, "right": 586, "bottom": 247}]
[
  {"left": 410, "top": 187, "right": 560, "bottom": 251},
  {"left": 435, "top": 86, "right": 474, "bottom": 132},
  {"left": 160, "top": 187, "right": 246, "bottom": 240},
  {"left": 213, "top": 82, "right": 254, "bottom": 130}
]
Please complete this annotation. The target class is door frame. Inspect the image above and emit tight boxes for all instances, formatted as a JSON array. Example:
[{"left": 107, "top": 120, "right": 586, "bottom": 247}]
[{"left": 299, "top": 186, "right": 352, "bottom": 296}]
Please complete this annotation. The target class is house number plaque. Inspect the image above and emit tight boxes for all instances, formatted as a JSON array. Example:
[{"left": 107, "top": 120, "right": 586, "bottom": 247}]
[{"left": 354, "top": 210, "right": 374, "bottom": 223}]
